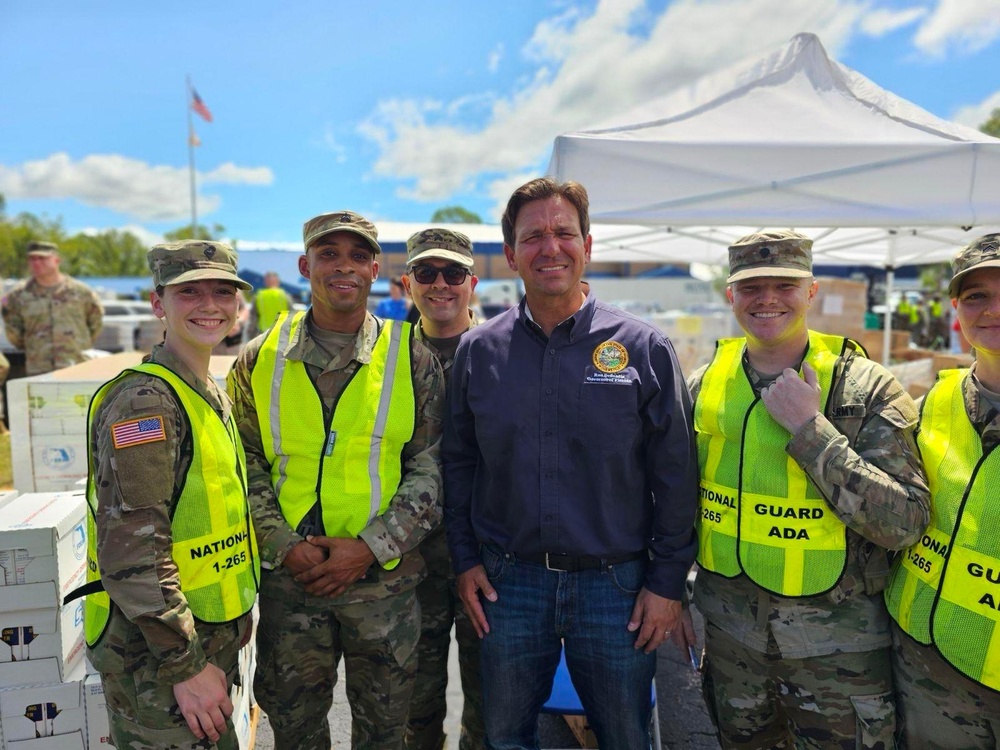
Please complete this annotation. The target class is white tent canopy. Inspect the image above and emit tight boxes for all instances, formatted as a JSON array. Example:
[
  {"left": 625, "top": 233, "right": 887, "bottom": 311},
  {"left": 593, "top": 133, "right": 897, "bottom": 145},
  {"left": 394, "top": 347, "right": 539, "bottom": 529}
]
[
  {"left": 587, "top": 224, "right": 1000, "bottom": 268},
  {"left": 550, "top": 33, "right": 1000, "bottom": 361},
  {"left": 549, "top": 33, "right": 1000, "bottom": 229}
]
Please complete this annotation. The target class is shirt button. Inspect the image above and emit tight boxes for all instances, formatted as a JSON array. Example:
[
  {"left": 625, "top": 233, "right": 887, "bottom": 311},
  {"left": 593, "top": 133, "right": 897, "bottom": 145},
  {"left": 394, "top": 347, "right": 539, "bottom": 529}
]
[
  {"left": 544, "top": 515, "right": 553, "bottom": 521},
  {"left": 545, "top": 388, "right": 553, "bottom": 395},
  {"left": 545, "top": 473, "right": 552, "bottom": 479},
  {"left": 549, "top": 349, "right": 556, "bottom": 355},
  {"left": 544, "top": 430, "right": 552, "bottom": 437}
]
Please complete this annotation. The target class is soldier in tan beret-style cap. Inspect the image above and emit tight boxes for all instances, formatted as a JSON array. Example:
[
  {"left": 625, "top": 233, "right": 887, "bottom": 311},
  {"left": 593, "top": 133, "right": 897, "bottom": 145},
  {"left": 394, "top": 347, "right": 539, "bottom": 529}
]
[
  {"left": 228, "top": 211, "right": 445, "bottom": 748},
  {"left": 75, "top": 238, "right": 258, "bottom": 750},
  {"left": 681, "top": 229, "right": 929, "bottom": 748}
]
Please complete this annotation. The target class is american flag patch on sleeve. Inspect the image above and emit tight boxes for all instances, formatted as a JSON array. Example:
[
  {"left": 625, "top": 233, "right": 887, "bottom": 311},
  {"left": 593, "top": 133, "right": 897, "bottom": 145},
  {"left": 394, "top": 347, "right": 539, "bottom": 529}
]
[{"left": 111, "top": 416, "right": 167, "bottom": 449}]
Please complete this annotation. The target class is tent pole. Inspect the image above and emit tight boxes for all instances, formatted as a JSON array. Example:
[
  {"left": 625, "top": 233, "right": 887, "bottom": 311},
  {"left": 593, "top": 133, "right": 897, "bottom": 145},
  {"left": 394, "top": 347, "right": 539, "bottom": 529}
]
[
  {"left": 883, "top": 266, "right": 894, "bottom": 367},
  {"left": 882, "top": 230, "right": 898, "bottom": 368}
]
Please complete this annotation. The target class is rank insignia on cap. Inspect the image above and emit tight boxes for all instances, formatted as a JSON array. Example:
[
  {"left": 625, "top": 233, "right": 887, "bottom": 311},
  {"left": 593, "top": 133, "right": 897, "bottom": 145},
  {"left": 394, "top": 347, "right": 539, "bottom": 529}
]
[
  {"left": 593, "top": 341, "right": 628, "bottom": 373},
  {"left": 340, "top": 213, "right": 352, "bottom": 223},
  {"left": 111, "top": 416, "right": 166, "bottom": 449}
]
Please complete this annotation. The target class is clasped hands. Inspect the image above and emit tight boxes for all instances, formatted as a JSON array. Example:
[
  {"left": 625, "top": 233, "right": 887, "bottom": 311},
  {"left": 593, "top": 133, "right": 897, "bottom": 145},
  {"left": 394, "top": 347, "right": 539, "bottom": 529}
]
[{"left": 283, "top": 536, "right": 376, "bottom": 597}]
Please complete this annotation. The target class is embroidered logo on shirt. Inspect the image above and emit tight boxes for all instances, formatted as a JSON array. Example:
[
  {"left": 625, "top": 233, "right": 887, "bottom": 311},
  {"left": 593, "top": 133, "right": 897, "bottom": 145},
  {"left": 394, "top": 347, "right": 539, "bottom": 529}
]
[
  {"left": 592, "top": 341, "right": 629, "bottom": 373},
  {"left": 111, "top": 416, "right": 166, "bottom": 449}
]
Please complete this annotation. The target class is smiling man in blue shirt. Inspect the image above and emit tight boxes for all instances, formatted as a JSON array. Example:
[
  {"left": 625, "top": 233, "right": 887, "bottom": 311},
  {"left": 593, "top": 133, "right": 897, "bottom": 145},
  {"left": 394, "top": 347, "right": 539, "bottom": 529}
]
[{"left": 442, "top": 177, "right": 698, "bottom": 750}]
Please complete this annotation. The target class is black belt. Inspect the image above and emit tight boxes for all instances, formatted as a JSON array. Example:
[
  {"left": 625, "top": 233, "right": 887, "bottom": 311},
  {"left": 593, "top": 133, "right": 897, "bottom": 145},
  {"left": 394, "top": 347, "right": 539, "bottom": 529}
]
[{"left": 517, "top": 550, "right": 647, "bottom": 573}]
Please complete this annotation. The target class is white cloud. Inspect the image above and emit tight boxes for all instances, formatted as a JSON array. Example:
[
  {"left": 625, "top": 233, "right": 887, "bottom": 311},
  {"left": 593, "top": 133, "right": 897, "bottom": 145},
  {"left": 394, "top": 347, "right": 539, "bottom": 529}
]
[
  {"left": 0, "top": 153, "right": 273, "bottom": 221},
  {"left": 487, "top": 43, "right": 504, "bottom": 73},
  {"left": 952, "top": 89, "right": 1000, "bottom": 129},
  {"left": 316, "top": 124, "right": 348, "bottom": 163},
  {"left": 913, "top": 0, "right": 1000, "bottom": 55},
  {"left": 359, "top": 0, "right": 866, "bottom": 204},
  {"left": 860, "top": 7, "right": 927, "bottom": 37}
]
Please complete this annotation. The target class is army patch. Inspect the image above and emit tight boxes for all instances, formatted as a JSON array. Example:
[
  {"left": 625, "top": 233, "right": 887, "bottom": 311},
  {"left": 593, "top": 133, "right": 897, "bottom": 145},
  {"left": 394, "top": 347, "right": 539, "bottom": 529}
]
[
  {"left": 592, "top": 341, "right": 628, "bottom": 373},
  {"left": 111, "top": 416, "right": 166, "bottom": 449}
]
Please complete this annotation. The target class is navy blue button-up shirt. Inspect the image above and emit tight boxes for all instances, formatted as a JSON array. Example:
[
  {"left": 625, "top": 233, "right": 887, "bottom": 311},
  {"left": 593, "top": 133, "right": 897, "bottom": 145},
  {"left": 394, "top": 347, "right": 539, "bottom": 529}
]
[{"left": 443, "top": 292, "right": 698, "bottom": 600}]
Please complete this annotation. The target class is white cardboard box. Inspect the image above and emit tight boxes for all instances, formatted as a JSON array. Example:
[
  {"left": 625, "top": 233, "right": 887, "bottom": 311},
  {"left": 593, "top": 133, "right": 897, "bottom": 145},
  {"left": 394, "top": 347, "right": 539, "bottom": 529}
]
[
  {"left": 0, "top": 492, "right": 87, "bottom": 592},
  {"left": 9, "top": 353, "right": 232, "bottom": 493},
  {"left": 82, "top": 674, "right": 109, "bottom": 750},
  {"left": 0, "top": 582, "right": 85, "bottom": 686},
  {"left": 0, "top": 659, "right": 87, "bottom": 750},
  {"left": 0, "top": 492, "right": 19, "bottom": 512}
]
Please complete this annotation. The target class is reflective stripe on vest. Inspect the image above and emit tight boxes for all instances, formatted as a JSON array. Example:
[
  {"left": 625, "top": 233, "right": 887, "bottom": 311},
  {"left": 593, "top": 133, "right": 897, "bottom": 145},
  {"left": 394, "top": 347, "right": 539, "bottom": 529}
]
[
  {"left": 255, "top": 288, "right": 290, "bottom": 331},
  {"left": 250, "top": 312, "right": 415, "bottom": 560},
  {"left": 693, "top": 331, "right": 850, "bottom": 597},
  {"left": 84, "top": 364, "right": 259, "bottom": 646},
  {"left": 885, "top": 369, "right": 1000, "bottom": 690}
]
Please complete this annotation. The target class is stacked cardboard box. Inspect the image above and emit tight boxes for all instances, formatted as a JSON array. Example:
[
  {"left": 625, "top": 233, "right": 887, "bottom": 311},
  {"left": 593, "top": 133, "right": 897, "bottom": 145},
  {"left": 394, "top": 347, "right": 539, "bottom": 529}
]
[
  {"left": 0, "top": 491, "right": 89, "bottom": 750},
  {"left": 649, "top": 310, "right": 740, "bottom": 376},
  {"left": 7, "top": 354, "right": 234, "bottom": 493},
  {"left": 809, "top": 277, "right": 869, "bottom": 341}
]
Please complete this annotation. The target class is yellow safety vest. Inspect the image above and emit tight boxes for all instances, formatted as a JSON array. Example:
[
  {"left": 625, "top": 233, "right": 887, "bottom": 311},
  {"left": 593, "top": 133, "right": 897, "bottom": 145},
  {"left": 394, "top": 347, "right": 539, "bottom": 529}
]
[
  {"left": 694, "top": 331, "right": 851, "bottom": 597},
  {"left": 885, "top": 369, "right": 1000, "bottom": 691},
  {"left": 255, "top": 288, "right": 291, "bottom": 332},
  {"left": 83, "top": 363, "right": 259, "bottom": 646},
  {"left": 250, "top": 313, "right": 415, "bottom": 564}
]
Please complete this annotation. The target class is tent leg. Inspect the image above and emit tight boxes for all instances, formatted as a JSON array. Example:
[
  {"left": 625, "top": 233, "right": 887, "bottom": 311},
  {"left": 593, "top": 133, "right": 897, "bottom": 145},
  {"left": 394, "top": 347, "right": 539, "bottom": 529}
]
[{"left": 883, "top": 266, "right": 894, "bottom": 368}]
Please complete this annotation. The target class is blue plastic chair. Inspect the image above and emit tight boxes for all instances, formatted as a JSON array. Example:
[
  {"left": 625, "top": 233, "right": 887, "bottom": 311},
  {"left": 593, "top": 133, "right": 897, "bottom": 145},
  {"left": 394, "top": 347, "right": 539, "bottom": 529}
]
[{"left": 540, "top": 647, "right": 662, "bottom": 748}]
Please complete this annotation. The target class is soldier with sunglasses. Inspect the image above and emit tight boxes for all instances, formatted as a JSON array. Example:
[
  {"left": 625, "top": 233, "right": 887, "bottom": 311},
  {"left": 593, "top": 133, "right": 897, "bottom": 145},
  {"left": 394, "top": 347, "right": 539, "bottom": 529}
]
[{"left": 401, "top": 229, "right": 485, "bottom": 750}]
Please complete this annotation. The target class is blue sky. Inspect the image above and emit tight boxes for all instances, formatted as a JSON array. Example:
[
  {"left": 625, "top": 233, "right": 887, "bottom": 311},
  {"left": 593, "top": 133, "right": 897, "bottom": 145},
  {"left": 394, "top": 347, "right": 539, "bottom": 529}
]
[{"left": 2, "top": 0, "right": 999, "bottom": 247}]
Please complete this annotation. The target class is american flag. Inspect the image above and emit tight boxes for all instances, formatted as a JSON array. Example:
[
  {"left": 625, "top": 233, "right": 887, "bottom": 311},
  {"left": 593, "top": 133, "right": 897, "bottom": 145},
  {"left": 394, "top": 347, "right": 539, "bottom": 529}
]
[
  {"left": 112, "top": 416, "right": 166, "bottom": 449},
  {"left": 191, "top": 87, "right": 213, "bottom": 123}
]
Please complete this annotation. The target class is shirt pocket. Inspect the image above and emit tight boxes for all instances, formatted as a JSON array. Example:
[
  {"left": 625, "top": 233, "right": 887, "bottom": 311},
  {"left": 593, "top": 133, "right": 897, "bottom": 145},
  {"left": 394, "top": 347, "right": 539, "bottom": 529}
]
[{"left": 574, "top": 383, "right": 640, "bottom": 451}]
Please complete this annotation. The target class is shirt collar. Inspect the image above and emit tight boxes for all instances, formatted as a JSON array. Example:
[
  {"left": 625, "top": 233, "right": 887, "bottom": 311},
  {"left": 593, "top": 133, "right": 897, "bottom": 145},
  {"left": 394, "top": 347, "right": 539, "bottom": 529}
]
[{"left": 285, "top": 309, "right": 380, "bottom": 369}]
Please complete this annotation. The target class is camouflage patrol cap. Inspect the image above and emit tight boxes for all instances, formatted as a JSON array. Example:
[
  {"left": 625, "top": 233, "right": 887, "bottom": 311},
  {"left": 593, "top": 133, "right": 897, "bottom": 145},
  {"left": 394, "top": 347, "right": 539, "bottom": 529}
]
[
  {"left": 948, "top": 233, "right": 1000, "bottom": 298},
  {"left": 147, "top": 240, "right": 252, "bottom": 291},
  {"left": 303, "top": 210, "right": 381, "bottom": 254},
  {"left": 727, "top": 230, "right": 813, "bottom": 283},
  {"left": 406, "top": 228, "right": 474, "bottom": 268},
  {"left": 26, "top": 241, "right": 59, "bottom": 257}
]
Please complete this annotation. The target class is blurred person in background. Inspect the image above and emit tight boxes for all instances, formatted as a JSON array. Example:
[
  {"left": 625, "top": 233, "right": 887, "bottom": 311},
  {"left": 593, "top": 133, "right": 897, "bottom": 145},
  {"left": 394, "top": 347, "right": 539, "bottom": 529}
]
[{"left": 2, "top": 240, "right": 103, "bottom": 375}]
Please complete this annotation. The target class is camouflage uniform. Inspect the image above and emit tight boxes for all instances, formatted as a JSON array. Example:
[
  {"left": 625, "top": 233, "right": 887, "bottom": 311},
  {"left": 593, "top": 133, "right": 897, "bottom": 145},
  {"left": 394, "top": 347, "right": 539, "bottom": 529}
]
[
  {"left": 88, "top": 344, "right": 250, "bottom": 750},
  {"left": 229, "top": 309, "right": 444, "bottom": 750},
  {"left": 890, "top": 367, "right": 1000, "bottom": 749},
  {"left": 2, "top": 274, "right": 103, "bottom": 375},
  {"left": 405, "top": 311, "right": 485, "bottom": 750},
  {"left": 689, "top": 338, "right": 931, "bottom": 750}
]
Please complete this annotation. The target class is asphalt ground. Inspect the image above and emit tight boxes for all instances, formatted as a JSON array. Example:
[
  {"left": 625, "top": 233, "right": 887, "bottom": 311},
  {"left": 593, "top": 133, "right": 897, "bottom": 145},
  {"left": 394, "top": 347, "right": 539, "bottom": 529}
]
[{"left": 253, "top": 605, "right": 720, "bottom": 749}]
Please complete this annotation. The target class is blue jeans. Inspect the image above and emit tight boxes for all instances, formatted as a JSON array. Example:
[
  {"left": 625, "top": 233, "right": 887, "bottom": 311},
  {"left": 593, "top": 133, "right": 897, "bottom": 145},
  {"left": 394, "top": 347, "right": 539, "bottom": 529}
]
[{"left": 479, "top": 544, "right": 656, "bottom": 750}]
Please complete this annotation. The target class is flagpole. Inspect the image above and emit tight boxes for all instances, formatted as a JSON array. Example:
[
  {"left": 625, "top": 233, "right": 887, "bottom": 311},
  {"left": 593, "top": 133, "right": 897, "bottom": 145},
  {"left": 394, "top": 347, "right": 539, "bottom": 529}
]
[{"left": 186, "top": 74, "right": 198, "bottom": 238}]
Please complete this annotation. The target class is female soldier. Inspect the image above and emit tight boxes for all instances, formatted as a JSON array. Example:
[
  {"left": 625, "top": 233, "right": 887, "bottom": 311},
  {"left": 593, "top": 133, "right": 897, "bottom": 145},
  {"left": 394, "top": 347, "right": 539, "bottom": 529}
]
[
  {"left": 885, "top": 234, "right": 1000, "bottom": 748},
  {"left": 81, "top": 240, "right": 259, "bottom": 750}
]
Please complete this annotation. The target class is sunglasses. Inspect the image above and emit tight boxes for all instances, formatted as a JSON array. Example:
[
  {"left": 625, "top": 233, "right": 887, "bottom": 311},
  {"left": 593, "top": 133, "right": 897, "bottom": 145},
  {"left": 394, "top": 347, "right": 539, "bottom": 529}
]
[{"left": 409, "top": 265, "right": 471, "bottom": 286}]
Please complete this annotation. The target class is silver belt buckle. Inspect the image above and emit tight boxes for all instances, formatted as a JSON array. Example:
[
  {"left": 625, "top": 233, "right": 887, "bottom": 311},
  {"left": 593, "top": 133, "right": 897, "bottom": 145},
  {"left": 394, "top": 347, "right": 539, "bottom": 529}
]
[{"left": 545, "top": 553, "right": 566, "bottom": 572}]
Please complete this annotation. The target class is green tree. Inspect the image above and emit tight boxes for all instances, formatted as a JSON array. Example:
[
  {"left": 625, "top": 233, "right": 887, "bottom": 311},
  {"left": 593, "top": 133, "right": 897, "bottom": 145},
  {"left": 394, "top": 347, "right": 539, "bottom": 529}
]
[
  {"left": 919, "top": 262, "right": 951, "bottom": 294},
  {"left": 60, "top": 230, "right": 148, "bottom": 277},
  {"left": 0, "top": 211, "right": 68, "bottom": 278},
  {"left": 981, "top": 107, "right": 1000, "bottom": 138},
  {"left": 430, "top": 206, "right": 482, "bottom": 224}
]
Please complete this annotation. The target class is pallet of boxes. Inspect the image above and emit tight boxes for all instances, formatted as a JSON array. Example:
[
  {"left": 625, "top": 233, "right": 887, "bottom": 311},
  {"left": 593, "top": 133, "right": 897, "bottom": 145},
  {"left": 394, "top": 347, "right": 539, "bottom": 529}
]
[
  {"left": 0, "top": 489, "right": 94, "bottom": 750},
  {"left": 2, "top": 353, "right": 258, "bottom": 749},
  {"left": 6, "top": 353, "right": 237, "bottom": 494}
]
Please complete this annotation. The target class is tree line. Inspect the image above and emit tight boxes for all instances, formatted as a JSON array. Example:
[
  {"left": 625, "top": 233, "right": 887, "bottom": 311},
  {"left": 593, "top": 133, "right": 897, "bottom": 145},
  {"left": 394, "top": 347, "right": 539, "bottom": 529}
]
[
  {"left": 0, "top": 194, "right": 229, "bottom": 280},
  {"left": 0, "top": 192, "right": 484, "bottom": 282}
]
